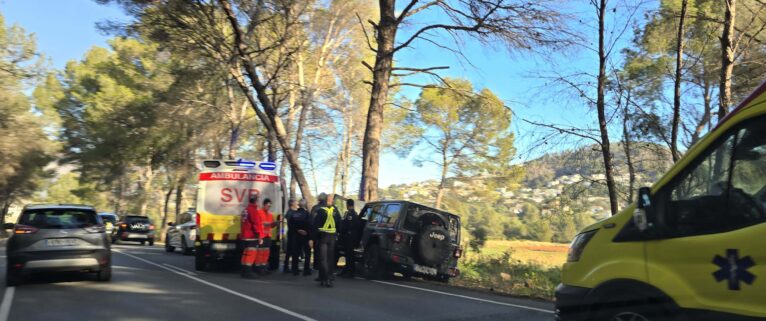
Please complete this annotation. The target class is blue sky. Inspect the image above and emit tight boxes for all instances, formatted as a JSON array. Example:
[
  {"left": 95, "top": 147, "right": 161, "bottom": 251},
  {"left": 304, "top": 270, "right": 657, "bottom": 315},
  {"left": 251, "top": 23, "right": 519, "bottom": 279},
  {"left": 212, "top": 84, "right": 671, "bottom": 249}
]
[{"left": 1, "top": 0, "right": 647, "bottom": 193}]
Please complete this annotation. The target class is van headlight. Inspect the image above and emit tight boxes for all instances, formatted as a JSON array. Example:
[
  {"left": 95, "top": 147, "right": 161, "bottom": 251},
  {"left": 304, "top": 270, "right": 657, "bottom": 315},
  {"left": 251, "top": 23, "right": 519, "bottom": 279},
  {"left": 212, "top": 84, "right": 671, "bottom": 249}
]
[{"left": 567, "top": 230, "right": 597, "bottom": 262}]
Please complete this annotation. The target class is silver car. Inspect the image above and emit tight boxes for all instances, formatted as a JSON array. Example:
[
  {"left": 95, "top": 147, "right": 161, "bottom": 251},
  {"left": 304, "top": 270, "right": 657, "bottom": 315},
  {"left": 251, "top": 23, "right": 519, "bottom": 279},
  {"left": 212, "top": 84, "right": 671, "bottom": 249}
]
[
  {"left": 5, "top": 204, "right": 111, "bottom": 286},
  {"left": 165, "top": 209, "right": 197, "bottom": 255}
]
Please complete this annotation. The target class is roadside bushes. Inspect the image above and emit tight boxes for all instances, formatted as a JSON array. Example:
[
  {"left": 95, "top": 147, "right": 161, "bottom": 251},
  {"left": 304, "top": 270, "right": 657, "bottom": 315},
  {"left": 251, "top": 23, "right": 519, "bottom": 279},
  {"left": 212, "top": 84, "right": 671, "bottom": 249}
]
[{"left": 453, "top": 250, "right": 561, "bottom": 299}]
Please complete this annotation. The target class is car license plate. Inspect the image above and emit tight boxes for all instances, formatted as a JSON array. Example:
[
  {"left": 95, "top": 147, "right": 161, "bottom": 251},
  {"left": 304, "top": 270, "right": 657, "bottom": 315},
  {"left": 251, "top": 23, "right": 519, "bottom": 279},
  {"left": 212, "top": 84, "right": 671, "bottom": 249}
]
[
  {"left": 211, "top": 243, "right": 235, "bottom": 250},
  {"left": 413, "top": 264, "right": 438, "bottom": 276},
  {"left": 46, "top": 239, "right": 78, "bottom": 247},
  {"left": 130, "top": 234, "right": 147, "bottom": 238}
]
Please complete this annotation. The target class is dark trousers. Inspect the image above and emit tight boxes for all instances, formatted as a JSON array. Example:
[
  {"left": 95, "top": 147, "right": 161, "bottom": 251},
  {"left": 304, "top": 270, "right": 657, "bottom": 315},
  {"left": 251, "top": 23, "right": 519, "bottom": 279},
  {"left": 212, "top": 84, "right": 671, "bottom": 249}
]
[
  {"left": 317, "top": 233, "right": 336, "bottom": 282},
  {"left": 283, "top": 234, "right": 294, "bottom": 270},
  {"left": 341, "top": 239, "right": 355, "bottom": 276},
  {"left": 290, "top": 236, "right": 311, "bottom": 274}
]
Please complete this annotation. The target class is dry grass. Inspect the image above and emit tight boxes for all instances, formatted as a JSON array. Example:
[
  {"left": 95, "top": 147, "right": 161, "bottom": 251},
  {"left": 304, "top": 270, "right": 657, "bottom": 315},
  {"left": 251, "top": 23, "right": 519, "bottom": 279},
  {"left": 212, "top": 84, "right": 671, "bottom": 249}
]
[{"left": 469, "top": 240, "right": 568, "bottom": 269}]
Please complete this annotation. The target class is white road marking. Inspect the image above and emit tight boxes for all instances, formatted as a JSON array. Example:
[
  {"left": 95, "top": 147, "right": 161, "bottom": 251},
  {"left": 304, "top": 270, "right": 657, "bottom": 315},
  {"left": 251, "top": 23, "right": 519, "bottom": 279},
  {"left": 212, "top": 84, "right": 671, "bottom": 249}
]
[
  {"left": 371, "top": 280, "right": 553, "bottom": 314},
  {"left": 162, "top": 263, "right": 198, "bottom": 276},
  {"left": 0, "top": 287, "right": 15, "bottom": 321},
  {"left": 114, "top": 250, "right": 312, "bottom": 321}
]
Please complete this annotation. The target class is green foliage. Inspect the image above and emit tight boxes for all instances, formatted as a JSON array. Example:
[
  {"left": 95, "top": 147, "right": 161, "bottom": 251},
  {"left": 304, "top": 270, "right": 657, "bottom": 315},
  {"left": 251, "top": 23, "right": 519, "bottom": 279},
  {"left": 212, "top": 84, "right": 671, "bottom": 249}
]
[
  {"left": 468, "top": 226, "right": 488, "bottom": 252},
  {"left": 455, "top": 250, "right": 561, "bottom": 299},
  {"left": 0, "top": 13, "right": 55, "bottom": 217}
]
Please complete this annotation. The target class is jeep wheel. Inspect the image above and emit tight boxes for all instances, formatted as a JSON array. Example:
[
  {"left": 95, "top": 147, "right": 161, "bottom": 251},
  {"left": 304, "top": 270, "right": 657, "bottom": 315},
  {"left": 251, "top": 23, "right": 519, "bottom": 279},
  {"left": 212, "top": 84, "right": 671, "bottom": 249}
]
[
  {"left": 415, "top": 224, "right": 452, "bottom": 266},
  {"left": 363, "top": 244, "right": 389, "bottom": 280},
  {"left": 181, "top": 236, "right": 193, "bottom": 255}
]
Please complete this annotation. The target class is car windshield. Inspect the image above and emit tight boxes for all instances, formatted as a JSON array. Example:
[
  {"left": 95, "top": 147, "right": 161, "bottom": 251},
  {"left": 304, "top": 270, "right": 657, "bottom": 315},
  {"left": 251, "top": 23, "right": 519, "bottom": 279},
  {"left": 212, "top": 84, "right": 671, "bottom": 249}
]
[
  {"left": 20, "top": 209, "right": 98, "bottom": 229},
  {"left": 99, "top": 215, "right": 117, "bottom": 224}
]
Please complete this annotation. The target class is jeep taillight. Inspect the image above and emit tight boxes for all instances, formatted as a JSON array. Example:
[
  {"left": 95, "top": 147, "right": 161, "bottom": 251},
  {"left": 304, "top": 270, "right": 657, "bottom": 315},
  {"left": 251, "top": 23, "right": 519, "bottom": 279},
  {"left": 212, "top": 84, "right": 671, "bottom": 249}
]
[
  {"left": 393, "top": 232, "right": 403, "bottom": 243},
  {"left": 14, "top": 224, "right": 38, "bottom": 234}
]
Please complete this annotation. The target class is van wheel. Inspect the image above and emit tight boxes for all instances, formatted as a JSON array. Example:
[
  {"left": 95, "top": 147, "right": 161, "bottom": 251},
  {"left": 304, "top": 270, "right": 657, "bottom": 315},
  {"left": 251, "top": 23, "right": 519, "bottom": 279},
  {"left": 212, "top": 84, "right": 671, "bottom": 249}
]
[
  {"left": 195, "top": 254, "right": 208, "bottom": 271},
  {"left": 140, "top": 241, "right": 146, "bottom": 246},
  {"left": 363, "top": 244, "right": 389, "bottom": 280},
  {"left": 181, "top": 236, "right": 193, "bottom": 255},
  {"left": 595, "top": 298, "right": 675, "bottom": 321}
]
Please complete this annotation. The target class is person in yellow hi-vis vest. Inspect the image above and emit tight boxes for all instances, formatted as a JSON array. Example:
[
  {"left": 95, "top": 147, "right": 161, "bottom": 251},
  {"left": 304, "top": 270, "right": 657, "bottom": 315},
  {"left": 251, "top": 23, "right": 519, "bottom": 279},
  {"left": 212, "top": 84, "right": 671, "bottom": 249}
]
[{"left": 311, "top": 193, "right": 342, "bottom": 288}]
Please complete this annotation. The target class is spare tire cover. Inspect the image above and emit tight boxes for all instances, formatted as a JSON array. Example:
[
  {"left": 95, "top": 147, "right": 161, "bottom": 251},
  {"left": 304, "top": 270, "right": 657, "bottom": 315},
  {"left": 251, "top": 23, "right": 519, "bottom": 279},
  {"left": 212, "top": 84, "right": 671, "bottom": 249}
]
[{"left": 416, "top": 224, "right": 452, "bottom": 266}]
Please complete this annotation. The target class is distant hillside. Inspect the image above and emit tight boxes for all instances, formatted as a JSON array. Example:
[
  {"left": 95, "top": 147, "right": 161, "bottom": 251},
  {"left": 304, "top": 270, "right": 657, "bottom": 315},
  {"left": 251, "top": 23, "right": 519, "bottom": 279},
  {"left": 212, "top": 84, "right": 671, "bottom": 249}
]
[{"left": 523, "top": 142, "right": 672, "bottom": 189}]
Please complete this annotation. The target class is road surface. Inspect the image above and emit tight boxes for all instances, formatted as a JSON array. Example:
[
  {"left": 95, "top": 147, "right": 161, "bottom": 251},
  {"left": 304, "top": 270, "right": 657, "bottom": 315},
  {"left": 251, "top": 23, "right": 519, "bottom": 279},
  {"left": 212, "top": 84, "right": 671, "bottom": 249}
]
[{"left": 0, "top": 244, "right": 553, "bottom": 321}]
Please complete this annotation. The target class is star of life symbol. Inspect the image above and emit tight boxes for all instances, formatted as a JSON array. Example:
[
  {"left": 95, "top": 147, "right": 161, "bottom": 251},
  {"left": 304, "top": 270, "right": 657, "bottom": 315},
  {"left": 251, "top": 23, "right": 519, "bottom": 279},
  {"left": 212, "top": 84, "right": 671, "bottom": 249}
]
[{"left": 712, "top": 249, "right": 756, "bottom": 290}]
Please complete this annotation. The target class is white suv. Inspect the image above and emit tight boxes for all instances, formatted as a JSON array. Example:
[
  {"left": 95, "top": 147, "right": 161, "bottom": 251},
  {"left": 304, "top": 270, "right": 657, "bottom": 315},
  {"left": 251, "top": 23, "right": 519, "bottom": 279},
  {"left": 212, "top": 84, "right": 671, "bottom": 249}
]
[{"left": 165, "top": 209, "right": 197, "bottom": 255}]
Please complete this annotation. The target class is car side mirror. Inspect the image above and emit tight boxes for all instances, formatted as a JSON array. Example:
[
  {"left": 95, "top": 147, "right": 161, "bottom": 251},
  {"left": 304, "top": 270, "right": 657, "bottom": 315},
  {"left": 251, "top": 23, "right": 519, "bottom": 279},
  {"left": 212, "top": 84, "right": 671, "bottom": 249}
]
[
  {"left": 3, "top": 223, "right": 14, "bottom": 230},
  {"left": 167, "top": 222, "right": 174, "bottom": 227},
  {"left": 634, "top": 187, "right": 656, "bottom": 232}
]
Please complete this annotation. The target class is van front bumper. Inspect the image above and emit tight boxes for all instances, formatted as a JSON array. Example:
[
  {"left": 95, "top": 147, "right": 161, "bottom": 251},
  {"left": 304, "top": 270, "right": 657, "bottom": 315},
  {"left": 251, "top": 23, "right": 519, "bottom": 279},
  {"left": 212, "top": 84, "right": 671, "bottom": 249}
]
[{"left": 554, "top": 283, "right": 591, "bottom": 321}]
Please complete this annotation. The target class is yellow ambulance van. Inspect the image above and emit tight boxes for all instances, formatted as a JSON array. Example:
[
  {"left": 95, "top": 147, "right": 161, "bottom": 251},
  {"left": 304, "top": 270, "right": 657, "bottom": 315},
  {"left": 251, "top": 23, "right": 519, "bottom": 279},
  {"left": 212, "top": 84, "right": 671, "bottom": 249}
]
[
  {"left": 555, "top": 82, "right": 766, "bottom": 321},
  {"left": 193, "top": 160, "right": 283, "bottom": 270}
]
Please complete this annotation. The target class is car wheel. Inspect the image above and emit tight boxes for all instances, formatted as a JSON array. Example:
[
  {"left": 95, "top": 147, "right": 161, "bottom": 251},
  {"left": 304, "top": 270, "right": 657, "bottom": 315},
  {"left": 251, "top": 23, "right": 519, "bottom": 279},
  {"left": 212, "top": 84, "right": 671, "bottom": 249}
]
[
  {"left": 140, "top": 241, "right": 146, "bottom": 246},
  {"left": 6, "top": 265, "right": 22, "bottom": 287},
  {"left": 148, "top": 239, "right": 154, "bottom": 246},
  {"left": 165, "top": 235, "right": 175, "bottom": 252},
  {"left": 363, "top": 243, "right": 388, "bottom": 280},
  {"left": 97, "top": 265, "right": 112, "bottom": 282},
  {"left": 111, "top": 237, "right": 118, "bottom": 244},
  {"left": 181, "top": 236, "right": 193, "bottom": 256}
]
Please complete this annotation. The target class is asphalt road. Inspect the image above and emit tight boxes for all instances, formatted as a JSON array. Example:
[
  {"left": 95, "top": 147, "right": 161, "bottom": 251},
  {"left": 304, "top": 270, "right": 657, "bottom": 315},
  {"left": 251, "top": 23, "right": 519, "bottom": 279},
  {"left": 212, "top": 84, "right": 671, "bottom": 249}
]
[{"left": 0, "top": 244, "right": 554, "bottom": 321}]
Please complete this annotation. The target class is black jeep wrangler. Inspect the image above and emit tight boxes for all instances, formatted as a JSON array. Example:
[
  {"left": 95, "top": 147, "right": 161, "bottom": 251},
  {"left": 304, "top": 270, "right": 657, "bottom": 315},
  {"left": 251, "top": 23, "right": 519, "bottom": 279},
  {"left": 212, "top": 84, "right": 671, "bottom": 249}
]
[{"left": 356, "top": 201, "right": 462, "bottom": 282}]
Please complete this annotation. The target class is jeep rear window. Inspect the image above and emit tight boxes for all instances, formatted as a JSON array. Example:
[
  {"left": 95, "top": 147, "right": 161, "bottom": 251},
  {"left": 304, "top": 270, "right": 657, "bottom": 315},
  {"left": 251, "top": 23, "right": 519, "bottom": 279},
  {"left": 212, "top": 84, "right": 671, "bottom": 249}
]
[
  {"left": 20, "top": 209, "right": 98, "bottom": 229},
  {"left": 125, "top": 216, "right": 151, "bottom": 224}
]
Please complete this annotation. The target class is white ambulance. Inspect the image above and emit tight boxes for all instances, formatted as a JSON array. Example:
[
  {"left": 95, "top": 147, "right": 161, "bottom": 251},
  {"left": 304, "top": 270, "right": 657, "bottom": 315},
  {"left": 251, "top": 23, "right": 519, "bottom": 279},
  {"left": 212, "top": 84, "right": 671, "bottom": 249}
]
[{"left": 193, "top": 160, "right": 284, "bottom": 270}]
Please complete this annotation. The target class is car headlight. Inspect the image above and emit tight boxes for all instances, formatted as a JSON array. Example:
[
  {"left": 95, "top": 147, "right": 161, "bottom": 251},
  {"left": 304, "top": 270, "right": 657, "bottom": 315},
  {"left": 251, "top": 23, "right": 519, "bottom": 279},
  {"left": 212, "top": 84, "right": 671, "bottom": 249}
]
[{"left": 567, "top": 230, "right": 597, "bottom": 262}]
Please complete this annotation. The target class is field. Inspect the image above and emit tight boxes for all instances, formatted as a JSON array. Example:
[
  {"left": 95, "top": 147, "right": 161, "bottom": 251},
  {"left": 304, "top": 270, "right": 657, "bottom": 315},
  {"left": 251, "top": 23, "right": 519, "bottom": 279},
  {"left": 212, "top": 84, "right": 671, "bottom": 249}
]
[
  {"left": 474, "top": 240, "right": 569, "bottom": 268},
  {"left": 453, "top": 240, "right": 569, "bottom": 299}
]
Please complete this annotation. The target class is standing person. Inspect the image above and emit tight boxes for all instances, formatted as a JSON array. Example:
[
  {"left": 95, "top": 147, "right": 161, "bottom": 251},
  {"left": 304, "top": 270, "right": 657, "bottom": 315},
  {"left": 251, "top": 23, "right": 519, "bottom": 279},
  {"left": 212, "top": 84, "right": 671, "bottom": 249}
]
[
  {"left": 282, "top": 199, "right": 298, "bottom": 274},
  {"left": 240, "top": 196, "right": 263, "bottom": 279},
  {"left": 310, "top": 193, "right": 328, "bottom": 271},
  {"left": 338, "top": 199, "right": 360, "bottom": 278},
  {"left": 287, "top": 199, "right": 312, "bottom": 276},
  {"left": 311, "top": 193, "right": 342, "bottom": 287},
  {"left": 254, "top": 198, "right": 276, "bottom": 275}
]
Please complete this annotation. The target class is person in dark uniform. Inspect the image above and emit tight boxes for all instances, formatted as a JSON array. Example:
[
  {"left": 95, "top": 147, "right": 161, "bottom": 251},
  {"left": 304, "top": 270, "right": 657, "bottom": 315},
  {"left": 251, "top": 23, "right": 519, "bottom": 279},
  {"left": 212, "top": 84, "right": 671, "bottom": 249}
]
[
  {"left": 311, "top": 193, "right": 342, "bottom": 288},
  {"left": 338, "top": 199, "right": 360, "bottom": 278},
  {"left": 287, "top": 199, "right": 312, "bottom": 276},
  {"left": 310, "top": 193, "right": 328, "bottom": 271},
  {"left": 283, "top": 199, "right": 298, "bottom": 274}
]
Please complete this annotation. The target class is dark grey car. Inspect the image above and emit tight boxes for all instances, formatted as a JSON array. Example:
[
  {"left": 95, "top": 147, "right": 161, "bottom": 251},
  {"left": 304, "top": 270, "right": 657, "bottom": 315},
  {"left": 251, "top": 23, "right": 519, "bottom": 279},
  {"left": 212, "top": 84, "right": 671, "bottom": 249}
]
[{"left": 5, "top": 204, "right": 111, "bottom": 286}]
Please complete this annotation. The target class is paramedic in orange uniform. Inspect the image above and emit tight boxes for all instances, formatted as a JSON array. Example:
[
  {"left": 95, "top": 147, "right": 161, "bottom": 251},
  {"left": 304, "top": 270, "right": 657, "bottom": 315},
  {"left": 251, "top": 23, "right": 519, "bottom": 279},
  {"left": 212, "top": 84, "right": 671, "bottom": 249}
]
[
  {"left": 255, "top": 198, "right": 276, "bottom": 275},
  {"left": 240, "top": 196, "right": 264, "bottom": 279}
]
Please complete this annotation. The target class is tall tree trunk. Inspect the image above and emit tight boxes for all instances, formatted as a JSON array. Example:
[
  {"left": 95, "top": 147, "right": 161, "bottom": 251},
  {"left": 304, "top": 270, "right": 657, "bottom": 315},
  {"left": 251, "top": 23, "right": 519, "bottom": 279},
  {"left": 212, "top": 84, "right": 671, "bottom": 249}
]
[
  {"left": 114, "top": 177, "right": 125, "bottom": 215},
  {"left": 622, "top": 101, "right": 636, "bottom": 203},
  {"left": 719, "top": 0, "right": 736, "bottom": 121},
  {"left": 174, "top": 177, "right": 186, "bottom": 223},
  {"left": 161, "top": 181, "right": 175, "bottom": 241},
  {"left": 434, "top": 155, "right": 449, "bottom": 209},
  {"left": 359, "top": 0, "right": 397, "bottom": 202},
  {"left": 596, "top": 0, "right": 619, "bottom": 215},
  {"left": 340, "top": 109, "right": 353, "bottom": 197},
  {"left": 138, "top": 165, "right": 156, "bottom": 216},
  {"left": 291, "top": 97, "right": 311, "bottom": 200},
  {"left": 307, "top": 139, "right": 319, "bottom": 196},
  {"left": 671, "top": 0, "right": 688, "bottom": 163},
  {"left": 332, "top": 149, "right": 342, "bottom": 195},
  {"left": 220, "top": 0, "right": 315, "bottom": 205},
  {"left": 692, "top": 80, "right": 712, "bottom": 144}
]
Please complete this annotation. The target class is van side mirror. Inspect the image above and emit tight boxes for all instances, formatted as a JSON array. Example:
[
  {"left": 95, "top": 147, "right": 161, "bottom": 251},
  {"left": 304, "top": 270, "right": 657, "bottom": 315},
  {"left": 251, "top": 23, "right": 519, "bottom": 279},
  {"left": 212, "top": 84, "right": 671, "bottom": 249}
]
[{"left": 634, "top": 187, "right": 656, "bottom": 232}]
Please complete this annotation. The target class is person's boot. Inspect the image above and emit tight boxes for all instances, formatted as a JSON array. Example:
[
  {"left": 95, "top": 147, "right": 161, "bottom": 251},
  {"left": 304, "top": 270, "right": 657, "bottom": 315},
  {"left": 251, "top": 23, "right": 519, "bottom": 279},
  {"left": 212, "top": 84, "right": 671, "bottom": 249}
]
[{"left": 241, "top": 266, "right": 256, "bottom": 279}]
